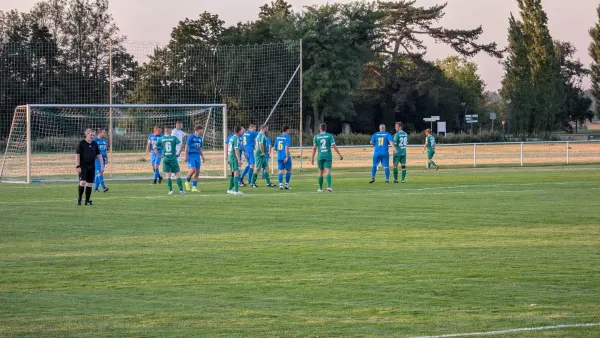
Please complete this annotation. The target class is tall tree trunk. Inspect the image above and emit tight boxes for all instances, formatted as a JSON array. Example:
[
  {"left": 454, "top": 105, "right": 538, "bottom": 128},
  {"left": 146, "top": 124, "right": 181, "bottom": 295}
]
[{"left": 312, "top": 102, "right": 321, "bottom": 133}]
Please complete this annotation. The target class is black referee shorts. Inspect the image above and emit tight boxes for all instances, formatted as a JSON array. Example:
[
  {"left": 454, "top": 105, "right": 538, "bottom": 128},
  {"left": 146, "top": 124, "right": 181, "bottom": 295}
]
[{"left": 79, "top": 165, "right": 95, "bottom": 184}]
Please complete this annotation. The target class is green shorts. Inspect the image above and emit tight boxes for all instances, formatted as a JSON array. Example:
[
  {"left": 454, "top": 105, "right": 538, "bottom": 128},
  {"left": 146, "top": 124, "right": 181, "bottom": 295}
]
[
  {"left": 427, "top": 150, "right": 435, "bottom": 160},
  {"left": 255, "top": 154, "right": 268, "bottom": 170},
  {"left": 162, "top": 158, "right": 180, "bottom": 173},
  {"left": 317, "top": 158, "right": 332, "bottom": 170},
  {"left": 394, "top": 154, "right": 407, "bottom": 165},
  {"left": 228, "top": 158, "right": 240, "bottom": 173}
]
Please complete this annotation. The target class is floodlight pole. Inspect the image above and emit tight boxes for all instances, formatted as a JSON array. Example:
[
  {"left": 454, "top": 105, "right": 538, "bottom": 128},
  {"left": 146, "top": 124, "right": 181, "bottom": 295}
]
[
  {"left": 108, "top": 40, "right": 114, "bottom": 178},
  {"left": 299, "top": 39, "right": 303, "bottom": 174}
]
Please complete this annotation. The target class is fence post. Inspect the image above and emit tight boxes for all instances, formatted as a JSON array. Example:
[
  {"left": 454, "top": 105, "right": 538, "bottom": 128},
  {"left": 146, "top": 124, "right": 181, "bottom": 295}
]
[
  {"left": 520, "top": 142, "right": 524, "bottom": 166},
  {"left": 566, "top": 141, "right": 569, "bottom": 165},
  {"left": 473, "top": 144, "right": 477, "bottom": 167}
]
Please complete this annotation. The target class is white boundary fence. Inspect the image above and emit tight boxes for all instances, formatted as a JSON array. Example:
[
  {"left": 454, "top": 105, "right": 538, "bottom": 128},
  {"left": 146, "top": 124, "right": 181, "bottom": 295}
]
[{"left": 271, "top": 140, "right": 600, "bottom": 172}]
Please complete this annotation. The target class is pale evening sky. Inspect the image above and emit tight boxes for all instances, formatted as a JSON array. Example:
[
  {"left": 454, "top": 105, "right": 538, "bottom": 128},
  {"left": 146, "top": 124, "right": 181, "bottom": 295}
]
[{"left": 4, "top": 0, "right": 598, "bottom": 91}]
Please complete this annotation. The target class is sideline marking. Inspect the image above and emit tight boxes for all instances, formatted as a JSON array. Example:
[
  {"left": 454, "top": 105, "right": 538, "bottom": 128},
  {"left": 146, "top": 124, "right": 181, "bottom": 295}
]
[{"left": 411, "top": 322, "right": 600, "bottom": 338}]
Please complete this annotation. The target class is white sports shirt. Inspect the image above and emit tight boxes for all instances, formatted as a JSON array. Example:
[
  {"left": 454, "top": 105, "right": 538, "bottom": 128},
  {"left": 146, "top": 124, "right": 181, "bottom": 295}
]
[{"left": 171, "top": 128, "right": 187, "bottom": 154}]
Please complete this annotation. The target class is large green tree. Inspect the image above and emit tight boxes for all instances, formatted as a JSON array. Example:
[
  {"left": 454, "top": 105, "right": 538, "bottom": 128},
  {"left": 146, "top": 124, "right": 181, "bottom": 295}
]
[
  {"left": 297, "top": 2, "right": 382, "bottom": 132},
  {"left": 555, "top": 41, "right": 593, "bottom": 132},
  {"left": 516, "top": 0, "right": 563, "bottom": 135},
  {"left": 369, "top": 1, "right": 501, "bottom": 130},
  {"left": 589, "top": 4, "right": 600, "bottom": 113},
  {"left": 501, "top": 13, "right": 535, "bottom": 135}
]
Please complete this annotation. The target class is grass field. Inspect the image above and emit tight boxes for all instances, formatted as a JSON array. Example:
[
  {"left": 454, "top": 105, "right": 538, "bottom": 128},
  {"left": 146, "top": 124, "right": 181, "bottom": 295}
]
[{"left": 1, "top": 166, "right": 600, "bottom": 337}]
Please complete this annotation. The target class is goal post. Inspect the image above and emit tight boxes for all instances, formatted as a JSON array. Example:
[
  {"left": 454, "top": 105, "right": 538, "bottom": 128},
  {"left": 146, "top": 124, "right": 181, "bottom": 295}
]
[{"left": 0, "top": 104, "right": 228, "bottom": 183}]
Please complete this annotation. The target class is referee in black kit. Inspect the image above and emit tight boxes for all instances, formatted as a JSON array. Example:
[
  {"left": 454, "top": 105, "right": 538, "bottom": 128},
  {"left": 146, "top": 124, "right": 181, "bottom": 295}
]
[{"left": 76, "top": 129, "right": 104, "bottom": 205}]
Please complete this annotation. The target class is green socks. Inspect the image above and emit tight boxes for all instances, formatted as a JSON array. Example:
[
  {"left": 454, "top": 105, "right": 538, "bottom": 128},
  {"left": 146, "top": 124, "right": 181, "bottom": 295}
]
[
  {"left": 393, "top": 168, "right": 398, "bottom": 181},
  {"left": 318, "top": 176, "right": 324, "bottom": 190},
  {"left": 265, "top": 173, "right": 272, "bottom": 185},
  {"left": 252, "top": 174, "right": 257, "bottom": 185},
  {"left": 326, "top": 174, "right": 332, "bottom": 188},
  {"left": 229, "top": 176, "right": 234, "bottom": 190},
  {"left": 234, "top": 177, "right": 239, "bottom": 192},
  {"left": 176, "top": 178, "right": 183, "bottom": 191},
  {"left": 167, "top": 178, "right": 173, "bottom": 191},
  {"left": 401, "top": 169, "right": 406, "bottom": 181}
]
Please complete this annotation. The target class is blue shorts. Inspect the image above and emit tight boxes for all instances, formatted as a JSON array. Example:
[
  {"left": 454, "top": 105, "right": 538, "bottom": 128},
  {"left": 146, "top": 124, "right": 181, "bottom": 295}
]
[
  {"left": 151, "top": 154, "right": 162, "bottom": 166},
  {"left": 373, "top": 154, "right": 390, "bottom": 168},
  {"left": 95, "top": 157, "right": 107, "bottom": 175},
  {"left": 244, "top": 150, "right": 255, "bottom": 165},
  {"left": 187, "top": 154, "right": 201, "bottom": 170},
  {"left": 277, "top": 157, "right": 292, "bottom": 171}
]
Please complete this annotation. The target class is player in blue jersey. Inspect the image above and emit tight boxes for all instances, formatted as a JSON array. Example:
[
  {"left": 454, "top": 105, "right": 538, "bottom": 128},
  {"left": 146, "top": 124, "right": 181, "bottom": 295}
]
[
  {"left": 369, "top": 124, "right": 396, "bottom": 184},
  {"left": 262, "top": 135, "right": 272, "bottom": 179},
  {"left": 183, "top": 125, "right": 206, "bottom": 192},
  {"left": 275, "top": 125, "right": 293, "bottom": 190},
  {"left": 93, "top": 128, "right": 109, "bottom": 192},
  {"left": 239, "top": 124, "right": 258, "bottom": 186},
  {"left": 146, "top": 126, "right": 164, "bottom": 184}
]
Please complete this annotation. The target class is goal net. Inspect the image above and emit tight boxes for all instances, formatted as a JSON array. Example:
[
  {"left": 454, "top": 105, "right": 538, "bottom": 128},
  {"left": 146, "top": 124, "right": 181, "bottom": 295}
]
[{"left": 0, "top": 104, "right": 227, "bottom": 183}]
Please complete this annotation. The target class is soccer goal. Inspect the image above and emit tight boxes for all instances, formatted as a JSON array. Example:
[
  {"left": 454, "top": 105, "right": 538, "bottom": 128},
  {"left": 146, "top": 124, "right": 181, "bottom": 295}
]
[{"left": 0, "top": 104, "right": 228, "bottom": 183}]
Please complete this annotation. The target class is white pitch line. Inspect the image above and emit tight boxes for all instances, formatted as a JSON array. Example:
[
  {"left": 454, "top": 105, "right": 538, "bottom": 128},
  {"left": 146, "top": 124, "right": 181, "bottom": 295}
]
[
  {"left": 0, "top": 181, "right": 592, "bottom": 205},
  {"left": 411, "top": 322, "right": 600, "bottom": 338}
]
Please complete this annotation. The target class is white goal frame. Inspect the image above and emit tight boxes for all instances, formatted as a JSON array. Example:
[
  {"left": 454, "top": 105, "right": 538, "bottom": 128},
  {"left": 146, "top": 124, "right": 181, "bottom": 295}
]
[{"left": 1, "top": 104, "right": 228, "bottom": 183}]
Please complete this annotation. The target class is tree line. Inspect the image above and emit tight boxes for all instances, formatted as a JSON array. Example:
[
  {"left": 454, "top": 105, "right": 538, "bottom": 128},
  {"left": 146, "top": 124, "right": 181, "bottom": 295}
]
[{"left": 1, "top": 0, "right": 599, "bottom": 140}]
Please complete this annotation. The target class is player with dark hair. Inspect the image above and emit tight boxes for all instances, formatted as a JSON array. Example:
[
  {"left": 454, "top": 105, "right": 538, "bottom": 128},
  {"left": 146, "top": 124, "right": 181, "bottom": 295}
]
[
  {"left": 227, "top": 126, "right": 245, "bottom": 195},
  {"left": 146, "top": 126, "right": 163, "bottom": 184},
  {"left": 76, "top": 129, "right": 104, "bottom": 205},
  {"left": 275, "top": 125, "right": 293, "bottom": 190},
  {"left": 311, "top": 123, "right": 343, "bottom": 192},
  {"left": 393, "top": 122, "right": 408, "bottom": 183},
  {"left": 252, "top": 124, "right": 276, "bottom": 188},
  {"left": 183, "top": 125, "right": 206, "bottom": 192},
  {"left": 239, "top": 124, "right": 258, "bottom": 186},
  {"left": 154, "top": 126, "right": 185, "bottom": 195}
]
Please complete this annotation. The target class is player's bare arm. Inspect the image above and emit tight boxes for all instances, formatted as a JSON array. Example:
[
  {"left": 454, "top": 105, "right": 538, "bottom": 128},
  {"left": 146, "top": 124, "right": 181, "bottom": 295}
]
[
  {"left": 146, "top": 140, "right": 151, "bottom": 155},
  {"left": 390, "top": 140, "right": 397, "bottom": 154},
  {"left": 200, "top": 149, "right": 206, "bottom": 163},
  {"left": 181, "top": 144, "right": 187, "bottom": 161},
  {"left": 260, "top": 142, "right": 265, "bottom": 157},
  {"left": 153, "top": 145, "right": 162, "bottom": 159},
  {"left": 96, "top": 154, "right": 104, "bottom": 174},
  {"left": 311, "top": 145, "right": 317, "bottom": 165},
  {"left": 235, "top": 147, "right": 241, "bottom": 164},
  {"left": 333, "top": 144, "right": 343, "bottom": 160},
  {"left": 284, "top": 145, "right": 290, "bottom": 163},
  {"left": 75, "top": 154, "right": 81, "bottom": 174}
]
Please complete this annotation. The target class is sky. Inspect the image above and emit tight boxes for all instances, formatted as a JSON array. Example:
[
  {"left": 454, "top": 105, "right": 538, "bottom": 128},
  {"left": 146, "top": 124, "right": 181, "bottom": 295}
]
[{"left": 3, "top": 0, "right": 599, "bottom": 91}]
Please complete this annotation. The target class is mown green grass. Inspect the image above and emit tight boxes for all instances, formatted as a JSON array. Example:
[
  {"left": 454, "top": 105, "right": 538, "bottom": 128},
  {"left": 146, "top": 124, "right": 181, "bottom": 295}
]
[{"left": 1, "top": 166, "right": 600, "bottom": 337}]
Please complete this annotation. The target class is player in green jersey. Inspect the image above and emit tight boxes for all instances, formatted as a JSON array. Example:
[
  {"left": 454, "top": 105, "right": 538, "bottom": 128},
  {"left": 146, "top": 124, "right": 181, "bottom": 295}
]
[
  {"left": 153, "top": 126, "right": 186, "bottom": 195},
  {"left": 227, "top": 126, "right": 245, "bottom": 195},
  {"left": 252, "top": 125, "right": 276, "bottom": 188},
  {"left": 393, "top": 122, "right": 409, "bottom": 183},
  {"left": 423, "top": 128, "right": 439, "bottom": 170},
  {"left": 311, "top": 123, "right": 343, "bottom": 192}
]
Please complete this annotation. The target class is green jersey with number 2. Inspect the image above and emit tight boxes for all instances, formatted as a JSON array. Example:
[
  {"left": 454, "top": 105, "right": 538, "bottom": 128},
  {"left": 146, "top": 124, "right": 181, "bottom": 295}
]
[
  {"left": 426, "top": 135, "right": 436, "bottom": 152},
  {"left": 228, "top": 135, "right": 240, "bottom": 162},
  {"left": 313, "top": 133, "right": 336, "bottom": 160},
  {"left": 393, "top": 131, "right": 408, "bottom": 156},
  {"left": 155, "top": 136, "right": 180, "bottom": 161}
]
